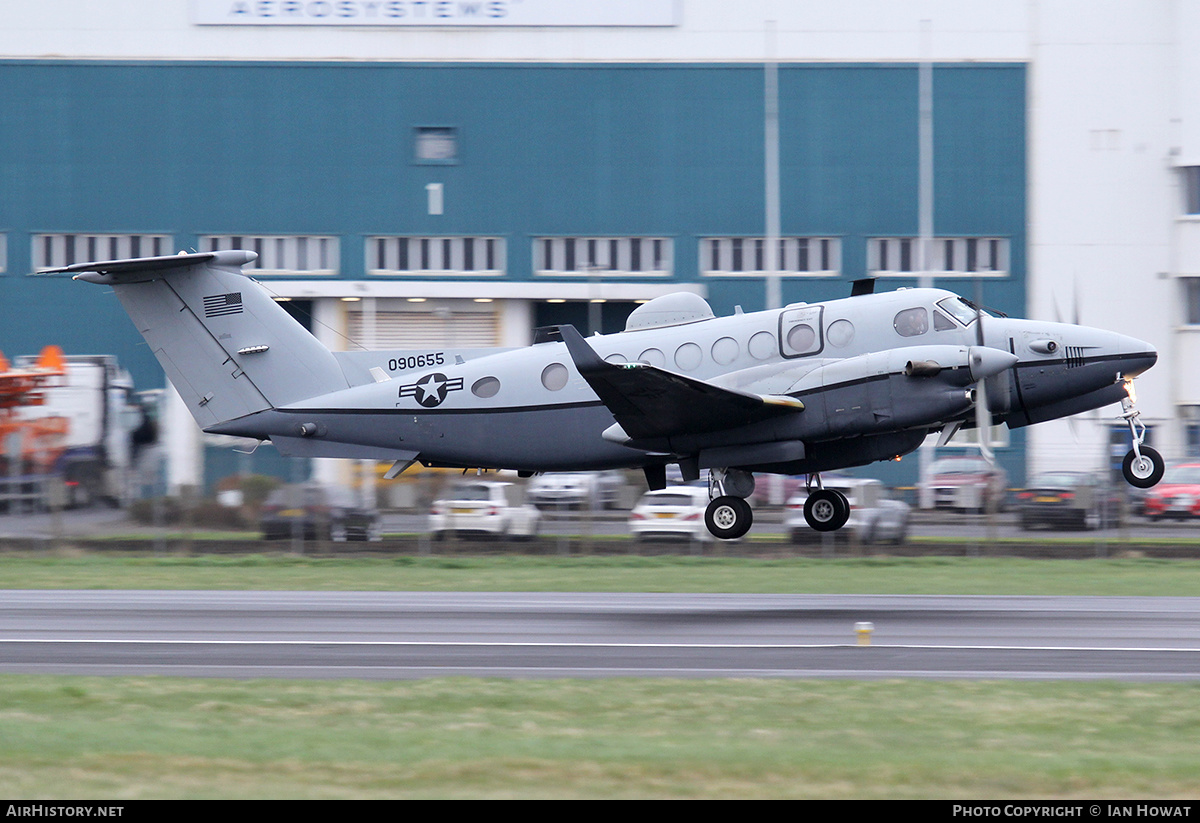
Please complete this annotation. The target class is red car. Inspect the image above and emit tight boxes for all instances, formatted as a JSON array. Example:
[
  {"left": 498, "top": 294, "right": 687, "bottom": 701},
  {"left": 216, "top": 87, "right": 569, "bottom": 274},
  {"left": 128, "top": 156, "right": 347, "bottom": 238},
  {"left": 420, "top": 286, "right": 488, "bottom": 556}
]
[
  {"left": 922, "top": 457, "right": 1008, "bottom": 512},
  {"left": 1141, "top": 463, "right": 1200, "bottom": 520}
]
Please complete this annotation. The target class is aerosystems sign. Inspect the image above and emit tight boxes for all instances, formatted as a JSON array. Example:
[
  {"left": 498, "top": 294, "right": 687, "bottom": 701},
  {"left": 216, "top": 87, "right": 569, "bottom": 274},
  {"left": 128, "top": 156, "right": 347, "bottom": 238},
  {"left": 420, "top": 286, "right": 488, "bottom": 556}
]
[{"left": 193, "top": 0, "right": 677, "bottom": 26}]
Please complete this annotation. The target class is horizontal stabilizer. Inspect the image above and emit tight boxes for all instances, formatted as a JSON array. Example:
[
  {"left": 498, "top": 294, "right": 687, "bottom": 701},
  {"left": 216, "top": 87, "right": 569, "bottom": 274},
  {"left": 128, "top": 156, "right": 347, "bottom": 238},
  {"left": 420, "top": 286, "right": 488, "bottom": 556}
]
[
  {"left": 48, "top": 251, "right": 256, "bottom": 284},
  {"left": 557, "top": 324, "right": 802, "bottom": 442}
]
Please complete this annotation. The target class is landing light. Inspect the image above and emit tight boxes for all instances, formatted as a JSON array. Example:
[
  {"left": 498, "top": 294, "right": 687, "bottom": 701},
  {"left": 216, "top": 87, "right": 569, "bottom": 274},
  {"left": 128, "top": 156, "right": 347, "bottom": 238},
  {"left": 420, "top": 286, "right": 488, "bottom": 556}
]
[{"left": 1123, "top": 376, "right": 1137, "bottom": 404}]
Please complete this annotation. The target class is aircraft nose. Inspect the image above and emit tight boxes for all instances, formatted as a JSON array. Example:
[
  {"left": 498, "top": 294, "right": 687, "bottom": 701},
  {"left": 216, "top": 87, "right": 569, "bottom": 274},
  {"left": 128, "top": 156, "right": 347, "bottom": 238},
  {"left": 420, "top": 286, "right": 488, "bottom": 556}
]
[{"left": 1117, "top": 333, "right": 1157, "bottom": 377}]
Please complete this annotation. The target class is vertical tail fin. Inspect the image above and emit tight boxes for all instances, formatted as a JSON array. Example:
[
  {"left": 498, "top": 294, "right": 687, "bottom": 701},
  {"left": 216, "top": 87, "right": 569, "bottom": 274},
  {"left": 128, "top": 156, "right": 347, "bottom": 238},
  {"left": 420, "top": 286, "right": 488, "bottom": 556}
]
[{"left": 52, "top": 251, "right": 348, "bottom": 429}]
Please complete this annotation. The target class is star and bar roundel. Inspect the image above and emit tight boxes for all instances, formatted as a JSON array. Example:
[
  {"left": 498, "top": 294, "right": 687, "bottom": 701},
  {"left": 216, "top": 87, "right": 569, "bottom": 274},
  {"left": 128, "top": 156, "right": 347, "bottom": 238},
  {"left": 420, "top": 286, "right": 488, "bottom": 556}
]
[{"left": 398, "top": 372, "right": 465, "bottom": 408}]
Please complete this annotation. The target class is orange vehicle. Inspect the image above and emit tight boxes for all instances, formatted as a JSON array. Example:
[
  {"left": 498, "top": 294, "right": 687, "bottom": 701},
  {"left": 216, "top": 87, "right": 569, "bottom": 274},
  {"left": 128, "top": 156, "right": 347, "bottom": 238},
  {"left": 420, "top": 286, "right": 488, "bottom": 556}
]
[
  {"left": 0, "top": 346, "right": 69, "bottom": 473},
  {"left": 1, "top": 348, "right": 143, "bottom": 508}
]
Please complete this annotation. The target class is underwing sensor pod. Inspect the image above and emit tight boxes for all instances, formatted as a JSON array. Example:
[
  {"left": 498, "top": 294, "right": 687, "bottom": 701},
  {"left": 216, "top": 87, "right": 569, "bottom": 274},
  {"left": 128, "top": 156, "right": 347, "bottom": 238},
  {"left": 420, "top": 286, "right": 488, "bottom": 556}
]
[{"left": 55, "top": 250, "right": 1161, "bottom": 540}]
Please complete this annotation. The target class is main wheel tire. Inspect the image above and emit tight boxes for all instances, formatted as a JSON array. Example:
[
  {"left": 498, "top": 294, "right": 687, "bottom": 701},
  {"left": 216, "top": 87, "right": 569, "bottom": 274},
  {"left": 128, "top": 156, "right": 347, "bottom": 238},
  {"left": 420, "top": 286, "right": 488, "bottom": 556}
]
[
  {"left": 804, "top": 489, "right": 850, "bottom": 532},
  {"left": 705, "top": 496, "right": 753, "bottom": 540},
  {"left": 830, "top": 489, "right": 850, "bottom": 523},
  {"left": 1122, "top": 446, "right": 1164, "bottom": 489}
]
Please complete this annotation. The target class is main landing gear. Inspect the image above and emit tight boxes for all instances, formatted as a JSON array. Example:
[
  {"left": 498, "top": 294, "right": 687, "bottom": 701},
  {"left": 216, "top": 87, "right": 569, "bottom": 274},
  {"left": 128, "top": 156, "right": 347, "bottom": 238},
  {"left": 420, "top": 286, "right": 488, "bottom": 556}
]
[
  {"left": 704, "top": 468, "right": 754, "bottom": 540},
  {"left": 1118, "top": 378, "right": 1165, "bottom": 489},
  {"left": 700, "top": 469, "right": 855, "bottom": 538},
  {"left": 803, "top": 476, "right": 851, "bottom": 532}
]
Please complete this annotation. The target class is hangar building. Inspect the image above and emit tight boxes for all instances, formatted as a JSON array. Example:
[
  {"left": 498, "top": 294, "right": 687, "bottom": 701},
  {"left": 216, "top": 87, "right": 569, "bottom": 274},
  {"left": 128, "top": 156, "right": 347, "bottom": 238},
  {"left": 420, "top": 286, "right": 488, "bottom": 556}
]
[{"left": 1, "top": 1, "right": 1196, "bottom": 494}]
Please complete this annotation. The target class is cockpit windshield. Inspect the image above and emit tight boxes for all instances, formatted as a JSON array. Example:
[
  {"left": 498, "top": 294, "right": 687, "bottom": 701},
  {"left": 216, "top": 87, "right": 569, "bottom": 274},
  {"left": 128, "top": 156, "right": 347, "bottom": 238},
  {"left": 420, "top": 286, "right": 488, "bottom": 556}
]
[{"left": 936, "top": 296, "right": 989, "bottom": 327}]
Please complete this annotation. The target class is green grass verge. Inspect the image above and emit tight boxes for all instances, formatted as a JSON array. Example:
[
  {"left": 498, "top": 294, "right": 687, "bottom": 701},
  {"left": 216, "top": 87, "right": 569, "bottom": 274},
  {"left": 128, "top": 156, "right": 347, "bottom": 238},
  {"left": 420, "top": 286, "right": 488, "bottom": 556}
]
[
  {"left": 4, "top": 554, "right": 1199, "bottom": 799},
  {"left": 4, "top": 553, "right": 1200, "bottom": 595},
  {"left": 1, "top": 675, "right": 1198, "bottom": 799}
]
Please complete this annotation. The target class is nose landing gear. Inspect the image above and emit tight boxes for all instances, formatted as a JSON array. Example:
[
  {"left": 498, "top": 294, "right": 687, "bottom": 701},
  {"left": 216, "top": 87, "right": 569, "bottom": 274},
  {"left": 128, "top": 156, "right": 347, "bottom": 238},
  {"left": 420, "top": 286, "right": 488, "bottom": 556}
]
[{"left": 1118, "top": 378, "right": 1164, "bottom": 489}]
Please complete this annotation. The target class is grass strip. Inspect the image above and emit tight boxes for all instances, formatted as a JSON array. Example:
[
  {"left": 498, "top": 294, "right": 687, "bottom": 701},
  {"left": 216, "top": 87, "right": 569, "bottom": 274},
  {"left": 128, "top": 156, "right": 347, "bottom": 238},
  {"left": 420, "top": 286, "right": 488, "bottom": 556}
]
[
  {"left": 3, "top": 554, "right": 1200, "bottom": 595},
  {"left": 1, "top": 675, "right": 1198, "bottom": 799}
]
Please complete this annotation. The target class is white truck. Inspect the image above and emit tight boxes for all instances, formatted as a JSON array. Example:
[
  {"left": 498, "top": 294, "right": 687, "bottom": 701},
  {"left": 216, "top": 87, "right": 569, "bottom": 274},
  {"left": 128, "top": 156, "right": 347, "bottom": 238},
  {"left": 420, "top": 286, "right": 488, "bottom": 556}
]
[{"left": 9, "top": 353, "right": 146, "bottom": 508}]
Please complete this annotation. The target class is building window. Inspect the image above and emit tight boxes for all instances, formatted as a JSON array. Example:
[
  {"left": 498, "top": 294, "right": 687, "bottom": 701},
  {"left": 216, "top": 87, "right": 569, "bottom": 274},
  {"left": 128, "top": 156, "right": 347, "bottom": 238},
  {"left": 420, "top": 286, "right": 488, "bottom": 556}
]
[
  {"left": 868, "top": 237, "right": 1010, "bottom": 276},
  {"left": 32, "top": 233, "right": 172, "bottom": 270},
  {"left": 536, "top": 237, "right": 672, "bottom": 276},
  {"left": 1183, "top": 279, "right": 1200, "bottom": 325},
  {"left": 201, "top": 235, "right": 338, "bottom": 275},
  {"left": 701, "top": 237, "right": 839, "bottom": 276},
  {"left": 1183, "top": 167, "right": 1200, "bottom": 216},
  {"left": 1183, "top": 406, "right": 1200, "bottom": 458},
  {"left": 368, "top": 236, "right": 505, "bottom": 276},
  {"left": 414, "top": 126, "right": 458, "bottom": 164}
]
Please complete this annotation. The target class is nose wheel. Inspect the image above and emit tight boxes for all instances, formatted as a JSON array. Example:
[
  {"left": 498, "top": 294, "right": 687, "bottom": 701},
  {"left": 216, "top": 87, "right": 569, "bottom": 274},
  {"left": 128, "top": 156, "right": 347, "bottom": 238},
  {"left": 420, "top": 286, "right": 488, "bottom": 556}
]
[
  {"left": 1122, "top": 446, "right": 1164, "bottom": 488},
  {"left": 1118, "top": 378, "right": 1164, "bottom": 489}
]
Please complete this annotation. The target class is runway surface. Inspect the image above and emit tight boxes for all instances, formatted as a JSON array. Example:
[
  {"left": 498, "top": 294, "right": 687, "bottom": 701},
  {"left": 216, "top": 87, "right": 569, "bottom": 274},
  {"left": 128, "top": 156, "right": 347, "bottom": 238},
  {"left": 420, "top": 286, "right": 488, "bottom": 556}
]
[{"left": 1, "top": 591, "right": 1198, "bottom": 681}]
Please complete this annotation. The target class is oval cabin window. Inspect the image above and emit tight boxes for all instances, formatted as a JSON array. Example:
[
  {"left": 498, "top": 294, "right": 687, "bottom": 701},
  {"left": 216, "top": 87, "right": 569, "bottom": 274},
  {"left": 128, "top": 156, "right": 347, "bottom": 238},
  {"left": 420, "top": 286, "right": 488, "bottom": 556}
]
[
  {"left": 541, "top": 363, "right": 569, "bottom": 391},
  {"left": 472, "top": 376, "right": 501, "bottom": 398}
]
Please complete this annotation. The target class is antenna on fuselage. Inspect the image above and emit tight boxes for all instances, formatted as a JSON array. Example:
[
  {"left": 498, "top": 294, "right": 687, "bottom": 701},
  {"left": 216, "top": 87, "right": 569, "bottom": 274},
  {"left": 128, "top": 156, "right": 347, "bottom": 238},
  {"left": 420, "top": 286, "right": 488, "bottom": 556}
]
[{"left": 850, "top": 278, "right": 876, "bottom": 297}]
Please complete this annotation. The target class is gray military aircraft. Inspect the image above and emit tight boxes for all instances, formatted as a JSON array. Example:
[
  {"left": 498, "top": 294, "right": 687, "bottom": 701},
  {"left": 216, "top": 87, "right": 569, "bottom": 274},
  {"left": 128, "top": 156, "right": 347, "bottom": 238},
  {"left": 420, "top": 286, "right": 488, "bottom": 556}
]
[{"left": 52, "top": 250, "right": 1163, "bottom": 539}]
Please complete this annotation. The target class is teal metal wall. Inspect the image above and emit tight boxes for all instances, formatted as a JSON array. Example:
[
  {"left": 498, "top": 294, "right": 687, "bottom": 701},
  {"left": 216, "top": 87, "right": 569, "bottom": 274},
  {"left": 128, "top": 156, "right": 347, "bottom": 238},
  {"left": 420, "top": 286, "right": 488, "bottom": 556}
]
[{"left": 0, "top": 60, "right": 1026, "bottom": 486}]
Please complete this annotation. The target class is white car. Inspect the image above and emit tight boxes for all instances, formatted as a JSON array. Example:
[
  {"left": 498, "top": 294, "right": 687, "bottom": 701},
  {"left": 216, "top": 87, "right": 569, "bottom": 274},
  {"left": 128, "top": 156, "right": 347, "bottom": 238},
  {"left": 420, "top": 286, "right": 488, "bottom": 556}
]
[
  {"left": 628, "top": 486, "right": 714, "bottom": 542},
  {"left": 526, "top": 471, "right": 625, "bottom": 510},
  {"left": 784, "top": 478, "right": 910, "bottom": 544},
  {"left": 429, "top": 480, "right": 541, "bottom": 539}
]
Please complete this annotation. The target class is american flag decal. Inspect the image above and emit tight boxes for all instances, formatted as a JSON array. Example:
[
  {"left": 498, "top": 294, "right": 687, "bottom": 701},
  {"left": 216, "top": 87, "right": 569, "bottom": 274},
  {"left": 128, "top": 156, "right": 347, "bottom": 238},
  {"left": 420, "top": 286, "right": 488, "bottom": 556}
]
[{"left": 204, "top": 292, "right": 243, "bottom": 318}]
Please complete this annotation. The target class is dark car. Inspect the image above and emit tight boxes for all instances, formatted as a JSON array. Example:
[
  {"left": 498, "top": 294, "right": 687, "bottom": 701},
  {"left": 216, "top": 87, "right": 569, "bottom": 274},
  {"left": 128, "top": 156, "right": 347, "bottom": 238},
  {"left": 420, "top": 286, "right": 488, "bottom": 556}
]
[
  {"left": 260, "top": 483, "right": 381, "bottom": 541},
  {"left": 1017, "top": 472, "right": 1123, "bottom": 530},
  {"left": 1140, "top": 463, "right": 1200, "bottom": 520}
]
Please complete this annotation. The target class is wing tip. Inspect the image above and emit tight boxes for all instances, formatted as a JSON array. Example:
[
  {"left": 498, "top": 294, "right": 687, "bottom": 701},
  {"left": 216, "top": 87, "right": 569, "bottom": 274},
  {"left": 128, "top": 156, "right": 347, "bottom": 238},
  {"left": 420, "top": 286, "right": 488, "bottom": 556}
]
[{"left": 762, "top": 394, "right": 805, "bottom": 410}]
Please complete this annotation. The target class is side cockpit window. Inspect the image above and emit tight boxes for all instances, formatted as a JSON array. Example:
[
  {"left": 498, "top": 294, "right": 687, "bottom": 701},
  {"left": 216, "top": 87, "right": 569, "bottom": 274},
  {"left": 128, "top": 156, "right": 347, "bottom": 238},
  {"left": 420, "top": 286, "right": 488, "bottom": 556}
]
[
  {"left": 893, "top": 307, "right": 929, "bottom": 337},
  {"left": 933, "top": 310, "right": 957, "bottom": 332},
  {"left": 936, "top": 296, "right": 983, "bottom": 326}
]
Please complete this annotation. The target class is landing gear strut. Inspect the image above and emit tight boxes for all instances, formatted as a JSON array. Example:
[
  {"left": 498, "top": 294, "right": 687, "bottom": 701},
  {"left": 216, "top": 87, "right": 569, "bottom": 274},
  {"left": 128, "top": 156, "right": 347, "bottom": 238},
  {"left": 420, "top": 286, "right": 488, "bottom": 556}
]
[
  {"left": 803, "top": 474, "right": 851, "bottom": 532},
  {"left": 1118, "top": 378, "right": 1164, "bottom": 489},
  {"left": 704, "top": 468, "right": 754, "bottom": 540}
]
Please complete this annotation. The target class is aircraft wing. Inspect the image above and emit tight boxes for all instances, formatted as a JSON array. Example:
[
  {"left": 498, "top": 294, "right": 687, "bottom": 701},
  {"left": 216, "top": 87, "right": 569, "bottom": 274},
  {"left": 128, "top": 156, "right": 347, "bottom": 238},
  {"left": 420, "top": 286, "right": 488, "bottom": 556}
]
[{"left": 557, "top": 325, "right": 803, "bottom": 442}]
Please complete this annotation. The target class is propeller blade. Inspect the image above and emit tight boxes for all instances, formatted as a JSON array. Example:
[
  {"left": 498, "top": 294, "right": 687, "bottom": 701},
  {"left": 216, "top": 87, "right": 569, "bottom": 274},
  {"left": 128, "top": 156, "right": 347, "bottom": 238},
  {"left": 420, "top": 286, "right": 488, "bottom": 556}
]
[
  {"left": 972, "top": 294, "right": 996, "bottom": 465},
  {"left": 974, "top": 378, "right": 995, "bottom": 465},
  {"left": 1051, "top": 284, "right": 1080, "bottom": 326}
]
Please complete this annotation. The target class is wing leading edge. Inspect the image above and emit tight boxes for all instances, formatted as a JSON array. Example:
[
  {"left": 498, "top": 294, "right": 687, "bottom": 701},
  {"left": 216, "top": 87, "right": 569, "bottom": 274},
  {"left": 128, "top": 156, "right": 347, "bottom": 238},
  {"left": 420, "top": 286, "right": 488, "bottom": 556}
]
[{"left": 557, "top": 324, "right": 803, "bottom": 444}]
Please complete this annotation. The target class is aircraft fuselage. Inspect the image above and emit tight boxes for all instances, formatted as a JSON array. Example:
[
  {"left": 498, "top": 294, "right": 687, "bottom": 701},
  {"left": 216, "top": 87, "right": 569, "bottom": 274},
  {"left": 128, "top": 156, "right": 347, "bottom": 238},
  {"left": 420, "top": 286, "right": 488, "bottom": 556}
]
[{"left": 210, "top": 287, "right": 1157, "bottom": 476}]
